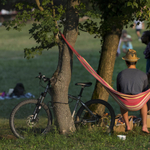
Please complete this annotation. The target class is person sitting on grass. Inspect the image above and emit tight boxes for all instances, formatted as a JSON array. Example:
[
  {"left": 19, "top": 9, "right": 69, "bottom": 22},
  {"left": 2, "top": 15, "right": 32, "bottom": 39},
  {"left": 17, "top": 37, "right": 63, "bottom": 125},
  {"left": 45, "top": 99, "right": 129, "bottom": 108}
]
[
  {"left": 121, "top": 30, "right": 133, "bottom": 53},
  {"left": 117, "top": 49, "right": 149, "bottom": 133}
]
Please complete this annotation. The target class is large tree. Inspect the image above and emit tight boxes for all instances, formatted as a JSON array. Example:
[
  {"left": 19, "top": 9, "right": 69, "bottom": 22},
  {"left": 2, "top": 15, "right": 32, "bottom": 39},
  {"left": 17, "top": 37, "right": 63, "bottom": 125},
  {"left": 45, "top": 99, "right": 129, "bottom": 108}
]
[
  {"left": 78, "top": 0, "right": 150, "bottom": 114},
  {"left": 4, "top": 0, "right": 80, "bottom": 134}
]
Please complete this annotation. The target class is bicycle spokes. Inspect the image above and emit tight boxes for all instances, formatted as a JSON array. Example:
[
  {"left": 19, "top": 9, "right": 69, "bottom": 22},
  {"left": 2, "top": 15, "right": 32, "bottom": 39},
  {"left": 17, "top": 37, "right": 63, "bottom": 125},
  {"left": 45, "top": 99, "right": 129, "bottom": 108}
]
[
  {"left": 75, "top": 99, "right": 115, "bottom": 132},
  {"left": 26, "top": 115, "right": 39, "bottom": 128}
]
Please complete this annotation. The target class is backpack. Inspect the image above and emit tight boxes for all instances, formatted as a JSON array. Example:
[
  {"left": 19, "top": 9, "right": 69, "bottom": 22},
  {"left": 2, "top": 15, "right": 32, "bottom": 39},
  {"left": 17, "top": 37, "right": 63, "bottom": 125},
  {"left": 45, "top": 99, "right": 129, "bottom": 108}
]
[{"left": 10, "top": 83, "right": 25, "bottom": 97}]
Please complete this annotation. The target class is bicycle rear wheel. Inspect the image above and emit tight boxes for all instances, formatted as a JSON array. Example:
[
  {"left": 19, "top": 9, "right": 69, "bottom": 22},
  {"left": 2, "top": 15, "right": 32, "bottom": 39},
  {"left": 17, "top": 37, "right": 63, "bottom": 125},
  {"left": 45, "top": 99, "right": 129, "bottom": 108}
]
[
  {"left": 10, "top": 99, "right": 52, "bottom": 139},
  {"left": 75, "top": 99, "right": 115, "bottom": 132}
]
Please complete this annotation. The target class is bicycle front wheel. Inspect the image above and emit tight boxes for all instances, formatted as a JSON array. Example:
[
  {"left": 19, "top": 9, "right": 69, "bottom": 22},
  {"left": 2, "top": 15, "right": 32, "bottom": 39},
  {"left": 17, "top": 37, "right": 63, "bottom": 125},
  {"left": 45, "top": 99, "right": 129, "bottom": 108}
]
[
  {"left": 10, "top": 99, "right": 52, "bottom": 139},
  {"left": 75, "top": 99, "right": 115, "bottom": 132}
]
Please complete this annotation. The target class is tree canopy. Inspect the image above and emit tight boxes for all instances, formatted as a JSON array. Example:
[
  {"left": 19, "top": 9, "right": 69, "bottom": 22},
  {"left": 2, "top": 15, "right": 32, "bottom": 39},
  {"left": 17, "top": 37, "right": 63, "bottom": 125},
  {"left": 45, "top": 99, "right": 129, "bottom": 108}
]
[
  {"left": 79, "top": 0, "right": 150, "bottom": 43},
  {"left": 4, "top": 0, "right": 150, "bottom": 58}
]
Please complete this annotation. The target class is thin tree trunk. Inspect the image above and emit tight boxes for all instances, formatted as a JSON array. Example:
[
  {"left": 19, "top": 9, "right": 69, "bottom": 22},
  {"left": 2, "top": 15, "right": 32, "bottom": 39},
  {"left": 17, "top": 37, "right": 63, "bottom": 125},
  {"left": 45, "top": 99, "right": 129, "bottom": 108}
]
[
  {"left": 91, "top": 28, "right": 122, "bottom": 115},
  {"left": 50, "top": 0, "right": 79, "bottom": 134}
]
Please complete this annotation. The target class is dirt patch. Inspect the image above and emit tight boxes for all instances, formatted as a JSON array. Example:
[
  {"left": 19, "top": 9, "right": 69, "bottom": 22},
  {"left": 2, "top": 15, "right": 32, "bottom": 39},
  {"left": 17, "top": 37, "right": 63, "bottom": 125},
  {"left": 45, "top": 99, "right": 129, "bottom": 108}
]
[{"left": 0, "top": 135, "right": 17, "bottom": 140}]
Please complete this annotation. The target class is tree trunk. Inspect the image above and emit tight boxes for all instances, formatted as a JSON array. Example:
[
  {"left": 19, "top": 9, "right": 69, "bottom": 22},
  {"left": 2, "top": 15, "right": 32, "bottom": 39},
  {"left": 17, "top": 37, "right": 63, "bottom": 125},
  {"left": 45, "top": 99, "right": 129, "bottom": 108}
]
[
  {"left": 91, "top": 28, "right": 122, "bottom": 114},
  {"left": 50, "top": 0, "right": 79, "bottom": 134}
]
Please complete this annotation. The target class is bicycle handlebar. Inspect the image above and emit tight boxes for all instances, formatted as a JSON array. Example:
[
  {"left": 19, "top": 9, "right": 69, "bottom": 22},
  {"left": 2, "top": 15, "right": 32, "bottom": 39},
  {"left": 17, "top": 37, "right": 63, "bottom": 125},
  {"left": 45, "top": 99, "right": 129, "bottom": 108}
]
[{"left": 36, "top": 72, "right": 50, "bottom": 82}]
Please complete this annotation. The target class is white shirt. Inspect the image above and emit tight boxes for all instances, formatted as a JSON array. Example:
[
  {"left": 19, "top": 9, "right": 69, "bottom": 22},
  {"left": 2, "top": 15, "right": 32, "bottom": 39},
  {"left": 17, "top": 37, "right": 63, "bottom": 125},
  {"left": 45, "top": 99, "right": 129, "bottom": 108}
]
[{"left": 134, "top": 20, "right": 143, "bottom": 29}]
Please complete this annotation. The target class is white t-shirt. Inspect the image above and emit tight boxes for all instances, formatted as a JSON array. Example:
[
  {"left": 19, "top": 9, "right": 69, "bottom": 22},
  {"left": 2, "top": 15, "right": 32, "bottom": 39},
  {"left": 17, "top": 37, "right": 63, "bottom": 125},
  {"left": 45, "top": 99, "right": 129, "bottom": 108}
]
[{"left": 134, "top": 20, "right": 143, "bottom": 29}]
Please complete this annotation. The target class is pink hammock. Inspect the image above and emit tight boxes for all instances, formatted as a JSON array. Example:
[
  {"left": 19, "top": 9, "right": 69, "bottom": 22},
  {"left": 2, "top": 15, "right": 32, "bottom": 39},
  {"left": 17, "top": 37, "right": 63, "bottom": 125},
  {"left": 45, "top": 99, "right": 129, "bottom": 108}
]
[{"left": 60, "top": 32, "right": 150, "bottom": 111}]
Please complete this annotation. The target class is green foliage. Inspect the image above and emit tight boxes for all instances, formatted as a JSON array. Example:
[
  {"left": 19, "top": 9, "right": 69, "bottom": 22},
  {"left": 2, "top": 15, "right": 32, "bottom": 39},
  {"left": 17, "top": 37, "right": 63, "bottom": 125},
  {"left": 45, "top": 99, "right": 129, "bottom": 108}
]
[
  {"left": 3, "top": 0, "right": 150, "bottom": 58},
  {"left": 3, "top": 0, "right": 65, "bottom": 58},
  {"left": 78, "top": 0, "right": 150, "bottom": 43},
  {"left": 0, "top": 0, "right": 7, "bottom": 5}
]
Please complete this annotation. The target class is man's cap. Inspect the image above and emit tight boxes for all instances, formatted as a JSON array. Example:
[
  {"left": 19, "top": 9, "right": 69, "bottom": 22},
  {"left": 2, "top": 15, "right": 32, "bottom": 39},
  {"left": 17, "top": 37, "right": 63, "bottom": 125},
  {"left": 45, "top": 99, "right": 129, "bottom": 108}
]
[{"left": 122, "top": 49, "right": 140, "bottom": 62}]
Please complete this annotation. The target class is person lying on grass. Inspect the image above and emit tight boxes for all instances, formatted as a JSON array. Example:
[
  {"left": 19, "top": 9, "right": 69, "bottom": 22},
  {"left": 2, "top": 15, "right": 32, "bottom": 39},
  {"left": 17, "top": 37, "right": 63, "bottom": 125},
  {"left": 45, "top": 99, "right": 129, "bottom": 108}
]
[{"left": 117, "top": 49, "right": 149, "bottom": 133}]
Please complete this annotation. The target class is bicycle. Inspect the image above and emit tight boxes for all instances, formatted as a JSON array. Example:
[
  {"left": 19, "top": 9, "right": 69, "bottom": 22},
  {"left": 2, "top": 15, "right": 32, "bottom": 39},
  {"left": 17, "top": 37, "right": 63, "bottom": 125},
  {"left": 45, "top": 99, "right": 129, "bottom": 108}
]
[{"left": 10, "top": 73, "right": 115, "bottom": 139}]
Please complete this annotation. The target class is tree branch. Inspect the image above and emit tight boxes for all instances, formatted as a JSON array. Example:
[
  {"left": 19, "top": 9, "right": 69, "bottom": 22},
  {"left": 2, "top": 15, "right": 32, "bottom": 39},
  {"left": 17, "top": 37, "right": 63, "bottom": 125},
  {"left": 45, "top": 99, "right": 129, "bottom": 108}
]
[{"left": 35, "top": 0, "right": 44, "bottom": 11}]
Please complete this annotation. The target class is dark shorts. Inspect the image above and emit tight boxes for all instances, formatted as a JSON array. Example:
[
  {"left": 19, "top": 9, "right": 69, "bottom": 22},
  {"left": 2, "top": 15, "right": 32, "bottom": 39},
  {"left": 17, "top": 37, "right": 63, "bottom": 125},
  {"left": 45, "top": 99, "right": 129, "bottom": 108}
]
[
  {"left": 146, "top": 58, "right": 150, "bottom": 73},
  {"left": 136, "top": 29, "right": 141, "bottom": 32}
]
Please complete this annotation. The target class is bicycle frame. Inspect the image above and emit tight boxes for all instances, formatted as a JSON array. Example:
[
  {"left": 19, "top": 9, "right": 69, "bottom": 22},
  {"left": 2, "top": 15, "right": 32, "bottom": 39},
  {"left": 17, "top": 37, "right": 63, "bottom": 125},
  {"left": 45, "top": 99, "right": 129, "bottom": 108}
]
[
  {"left": 35, "top": 77, "right": 97, "bottom": 124},
  {"left": 10, "top": 73, "right": 115, "bottom": 139},
  {"left": 69, "top": 94, "right": 97, "bottom": 120},
  {"left": 32, "top": 81, "right": 50, "bottom": 120}
]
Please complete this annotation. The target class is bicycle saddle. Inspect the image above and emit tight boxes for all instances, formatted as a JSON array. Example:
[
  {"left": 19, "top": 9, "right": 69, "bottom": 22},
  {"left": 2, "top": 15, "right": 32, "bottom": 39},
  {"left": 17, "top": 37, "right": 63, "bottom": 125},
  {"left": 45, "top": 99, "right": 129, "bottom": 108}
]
[{"left": 75, "top": 82, "right": 92, "bottom": 87}]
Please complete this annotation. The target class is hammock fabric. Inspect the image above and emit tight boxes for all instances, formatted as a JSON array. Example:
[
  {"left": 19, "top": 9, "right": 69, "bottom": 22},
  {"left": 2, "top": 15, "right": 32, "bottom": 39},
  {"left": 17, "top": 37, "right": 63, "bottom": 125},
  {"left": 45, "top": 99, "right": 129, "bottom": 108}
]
[{"left": 60, "top": 32, "right": 150, "bottom": 111}]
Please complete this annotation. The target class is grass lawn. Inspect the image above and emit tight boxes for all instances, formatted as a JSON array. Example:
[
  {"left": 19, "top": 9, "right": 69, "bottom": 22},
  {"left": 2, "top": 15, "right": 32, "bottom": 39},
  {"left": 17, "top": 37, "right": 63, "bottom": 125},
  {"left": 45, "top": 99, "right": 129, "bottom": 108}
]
[{"left": 0, "top": 22, "right": 150, "bottom": 149}]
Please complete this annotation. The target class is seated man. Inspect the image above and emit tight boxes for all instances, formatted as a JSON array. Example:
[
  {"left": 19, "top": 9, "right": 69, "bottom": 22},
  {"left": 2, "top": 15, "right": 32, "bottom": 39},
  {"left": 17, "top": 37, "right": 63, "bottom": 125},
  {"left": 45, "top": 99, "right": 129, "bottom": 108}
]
[{"left": 117, "top": 49, "right": 149, "bottom": 133}]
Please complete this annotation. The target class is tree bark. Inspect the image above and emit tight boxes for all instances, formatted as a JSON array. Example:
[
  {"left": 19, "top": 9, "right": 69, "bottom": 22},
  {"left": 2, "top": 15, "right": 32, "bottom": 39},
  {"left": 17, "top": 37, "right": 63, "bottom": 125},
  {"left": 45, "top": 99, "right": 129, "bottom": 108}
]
[
  {"left": 91, "top": 28, "right": 122, "bottom": 114},
  {"left": 50, "top": 0, "right": 79, "bottom": 134}
]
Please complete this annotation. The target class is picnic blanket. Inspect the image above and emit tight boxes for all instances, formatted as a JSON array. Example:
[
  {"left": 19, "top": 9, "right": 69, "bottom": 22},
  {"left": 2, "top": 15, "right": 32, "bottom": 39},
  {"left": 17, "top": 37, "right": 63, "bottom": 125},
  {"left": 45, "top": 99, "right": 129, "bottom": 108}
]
[{"left": 0, "top": 92, "right": 35, "bottom": 100}]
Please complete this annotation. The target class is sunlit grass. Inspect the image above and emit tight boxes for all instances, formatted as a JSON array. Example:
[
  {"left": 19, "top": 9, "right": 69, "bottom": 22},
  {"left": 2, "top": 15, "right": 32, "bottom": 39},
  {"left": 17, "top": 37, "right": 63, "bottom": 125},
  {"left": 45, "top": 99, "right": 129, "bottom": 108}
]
[{"left": 0, "top": 22, "right": 149, "bottom": 149}]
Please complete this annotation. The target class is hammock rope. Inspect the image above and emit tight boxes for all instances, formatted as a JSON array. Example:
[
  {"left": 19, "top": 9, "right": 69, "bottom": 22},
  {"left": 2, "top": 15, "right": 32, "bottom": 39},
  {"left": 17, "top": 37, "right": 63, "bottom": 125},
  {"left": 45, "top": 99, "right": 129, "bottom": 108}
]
[{"left": 59, "top": 31, "right": 150, "bottom": 111}]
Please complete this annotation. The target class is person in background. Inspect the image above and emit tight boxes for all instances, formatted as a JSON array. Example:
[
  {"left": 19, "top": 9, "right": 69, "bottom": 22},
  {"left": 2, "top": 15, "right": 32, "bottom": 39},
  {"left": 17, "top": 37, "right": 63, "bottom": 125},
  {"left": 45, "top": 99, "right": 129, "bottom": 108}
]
[
  {"left": 141, "top": 31, "right": 150, "bottom": 74},
  {"left": 116, "top": 39, "right": 121, "bottom": 57},
  {"left": 133, "top": 20, "right": 144, "bottom": 41},
  {"left": 117, "top": 49, "right": 149, "bottom": 133},
  {"left": 141, "top": 31, "right": 150, "bottom": 111},
  {"left": 121, "top": 30, "right": 133, "bottom": 53}
]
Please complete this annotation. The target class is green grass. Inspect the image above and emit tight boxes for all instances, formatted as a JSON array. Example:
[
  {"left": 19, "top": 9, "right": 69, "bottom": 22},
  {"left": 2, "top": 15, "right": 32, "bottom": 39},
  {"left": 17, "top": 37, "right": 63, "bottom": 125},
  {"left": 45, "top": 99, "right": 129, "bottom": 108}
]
[
  {"left": 0, "top": 127, "right": 150, "bottom": 150},
  {"left": 0, "top": 23, "right": 150, "bottom": 149}
]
